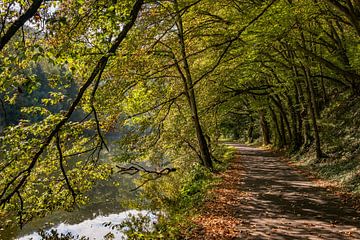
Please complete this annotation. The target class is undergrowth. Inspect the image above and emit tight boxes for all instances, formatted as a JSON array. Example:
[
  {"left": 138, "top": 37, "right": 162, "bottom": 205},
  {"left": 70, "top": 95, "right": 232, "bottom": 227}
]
[
  {"left": 120, "top": 144, "right": 236, "bottom": 239},
  {"left": 292, "top": 93, "right": 360, "bottom": 194}
]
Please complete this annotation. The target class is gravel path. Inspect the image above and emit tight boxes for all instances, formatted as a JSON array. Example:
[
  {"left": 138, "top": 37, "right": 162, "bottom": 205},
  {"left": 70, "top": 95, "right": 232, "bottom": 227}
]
[{"left": 189, "top": 144, "right": 360, "bottom": 239}]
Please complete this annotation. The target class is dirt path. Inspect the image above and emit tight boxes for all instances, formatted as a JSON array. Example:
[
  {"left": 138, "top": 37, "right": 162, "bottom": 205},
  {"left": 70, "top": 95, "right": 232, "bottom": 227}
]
[{"left": 188, "top": 144, "right": 360, "bottom": 239}]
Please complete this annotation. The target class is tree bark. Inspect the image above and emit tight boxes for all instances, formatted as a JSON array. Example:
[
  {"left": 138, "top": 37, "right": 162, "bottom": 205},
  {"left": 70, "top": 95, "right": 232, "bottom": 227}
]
[
  {"left": 269, "top": 105, "right": 284, "bottom": 148},
  {"left": 303, "top": 66, "right": 322, "bottom": 159},
  {"left": 289, "top": 49, "right": 304, "bottom": 150},
  {"left": 270, "top": 95, "right": 292, "bottom": 144},
  {"left": 285, "top": 91, "right": 301, "bottom": 152},
  {"left": 326, "top": 0, "right": 360, "bottom": 37},
  {"left": 279, "top": 113, "right": 287, "bottom": 146},
  {"left": 174, "top": 0, "right": 213, "bottom": 170},
  {"left": 259, "top": 110, "right": 271, "bottom": 145},
  {"left": 0, "top": 0, "right": 44, "bottom": 51},
  {"left": 247, "top": 125, "right": 254, "bottom": 143}
]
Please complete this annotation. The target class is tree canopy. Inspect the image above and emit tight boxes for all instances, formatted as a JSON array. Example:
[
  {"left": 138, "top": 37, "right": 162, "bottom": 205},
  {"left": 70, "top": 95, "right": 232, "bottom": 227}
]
[{"left": 1, "top": 0, "right": 359, "bottom": 227}]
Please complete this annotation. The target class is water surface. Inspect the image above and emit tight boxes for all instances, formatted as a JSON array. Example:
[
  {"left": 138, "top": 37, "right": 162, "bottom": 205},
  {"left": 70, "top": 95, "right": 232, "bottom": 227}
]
[{"left": 18, "top": 210, "right": 156, "bottom": 240}]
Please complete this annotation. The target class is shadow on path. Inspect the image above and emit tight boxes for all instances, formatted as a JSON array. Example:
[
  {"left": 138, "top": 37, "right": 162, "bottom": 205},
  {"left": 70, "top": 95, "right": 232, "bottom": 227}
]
[{"left": 190, "top": 144, "right": 360, "bottom": 240}]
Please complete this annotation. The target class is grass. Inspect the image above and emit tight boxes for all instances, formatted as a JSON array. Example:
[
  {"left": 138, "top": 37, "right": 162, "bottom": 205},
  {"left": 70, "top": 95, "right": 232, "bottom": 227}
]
[{"left": 119, "top": 143, "right": 237, "bottom": 239}]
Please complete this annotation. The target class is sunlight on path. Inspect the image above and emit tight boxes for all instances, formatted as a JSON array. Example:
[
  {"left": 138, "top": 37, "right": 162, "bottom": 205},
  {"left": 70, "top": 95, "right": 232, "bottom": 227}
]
[{"left": 190, "top": 144, "right": 360, "bottom": 239}]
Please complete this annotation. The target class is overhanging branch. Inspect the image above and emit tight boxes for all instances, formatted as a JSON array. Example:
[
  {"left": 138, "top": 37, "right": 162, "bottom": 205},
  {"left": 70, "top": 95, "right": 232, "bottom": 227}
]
[
  {"left": 0, "top": 0, "right": 44, "bottom": 51},
  {"left": 0, "top": 0, "right": 144, "bottom": 207},
  {"left": 117, "top": 163, "right": 176, "bottom": 191}
]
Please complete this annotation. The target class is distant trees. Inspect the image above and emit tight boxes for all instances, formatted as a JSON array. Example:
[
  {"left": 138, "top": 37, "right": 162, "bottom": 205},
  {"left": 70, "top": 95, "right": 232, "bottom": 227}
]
[{"left": 0, "top": 62, "right": 78, "bottom": 126}]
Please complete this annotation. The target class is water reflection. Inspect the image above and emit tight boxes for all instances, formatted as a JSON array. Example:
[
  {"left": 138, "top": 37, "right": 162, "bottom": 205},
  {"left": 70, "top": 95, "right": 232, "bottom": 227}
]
[
  {"left": 18, "top": 210, "right": 156, "bottom": 240},
  {"left": 1, "top": 139, "right": 146, "bottom": 239}
]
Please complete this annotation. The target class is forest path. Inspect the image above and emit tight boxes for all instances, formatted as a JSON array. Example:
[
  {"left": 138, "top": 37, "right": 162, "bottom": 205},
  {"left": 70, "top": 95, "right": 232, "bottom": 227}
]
[{"left": 188, "top": 143, "right": 360, "bottom": 239}]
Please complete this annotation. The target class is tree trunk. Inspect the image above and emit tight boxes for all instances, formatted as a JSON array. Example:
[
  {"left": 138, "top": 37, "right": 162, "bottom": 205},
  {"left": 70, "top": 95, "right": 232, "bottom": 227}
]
[
  {"left": 293, "top": 79, "right": 303, "bottom": 143},
  {"left": 285, "top": 92, "right": 301, "bottom": 152},
  {"left": 270, "top": 95, "right": 292, "bottom": 144},
  {"left": 269, "top": 105, "right": 284, "bottom": 148},
  {"left": 319, "top": 63, "right": 328, "bottom": 107},
  {"left": 290, "top": 51, "right": 304, "bottom": 150},
  {"left": 279, "top": 113, "right": 287, "bottom": 146},
  {"left": 259, "top": 110, "right": 271, "bottom": 145},
  {"left": 303, "top": 66, "right": 322, "bottom": 159},
  {"left": 174, "top": 0, "right": 213, "bottom": 169},
  {"left": 247, "top": 125, "right": 254, "bottom": 143}
]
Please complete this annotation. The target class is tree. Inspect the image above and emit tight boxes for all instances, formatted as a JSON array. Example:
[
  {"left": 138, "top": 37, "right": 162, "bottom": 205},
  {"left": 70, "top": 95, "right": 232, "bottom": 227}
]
[
  {"left": 1, "top": 0, "right": 144, "bottom": 225},
  {"left": 2, "top": 0, "right": 359, "bottom": 228}
]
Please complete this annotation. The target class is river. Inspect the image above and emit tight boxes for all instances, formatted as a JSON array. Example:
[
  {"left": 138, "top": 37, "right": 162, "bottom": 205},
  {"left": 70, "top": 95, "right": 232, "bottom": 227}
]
[{"left": 0, "top": 139, "right": 155, "bottom": 239}]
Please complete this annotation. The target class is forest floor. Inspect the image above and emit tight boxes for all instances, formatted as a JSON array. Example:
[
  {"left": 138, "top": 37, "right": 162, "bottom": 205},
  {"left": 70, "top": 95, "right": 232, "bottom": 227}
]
[{"left": 186, "top": 143, "right": 360, "bottom": 239}]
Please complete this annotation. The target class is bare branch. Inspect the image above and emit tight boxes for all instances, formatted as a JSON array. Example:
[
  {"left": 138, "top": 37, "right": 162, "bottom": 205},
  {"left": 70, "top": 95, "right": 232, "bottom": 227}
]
[
  {"left": 117, "top": 164, "right": 176, "bottom": 191},
  {"left": 126, "top": 92, "right": 184, "bottom": 119},
  {"left": 0, "top": 97, "right": 7, "bottom": 125},
  {"left": 56, "top": 133, "right": 76, "bottom": 204},
  {"left": 16, "top": 190, "right": 24, "bottom": 228},
  {"left": 90, "top": 60, "right": 109, "bottom": 151},
  {"left": 63, "top": 146, "right": 100, "bottom": 158},
  {"left": 0, "top": 0, "right": 44, "bottom": 51}
]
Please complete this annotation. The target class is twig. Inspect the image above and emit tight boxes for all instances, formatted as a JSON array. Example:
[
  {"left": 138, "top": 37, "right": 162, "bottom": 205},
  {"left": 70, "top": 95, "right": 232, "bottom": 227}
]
[
  {"left": 56, "top": 133, "right": 76, "bottom": 204},
  {"left": 116, "top": 164, "right": 176, "bottom": 191},
  {"left": 127, "top": 92, "right": 184, "bottom": 119},
  {"left": 0, "top": 0, "right": 44, "bottom": 51},
  {"left": 16, "top": 190, "right": 24, "bottom": 228}
]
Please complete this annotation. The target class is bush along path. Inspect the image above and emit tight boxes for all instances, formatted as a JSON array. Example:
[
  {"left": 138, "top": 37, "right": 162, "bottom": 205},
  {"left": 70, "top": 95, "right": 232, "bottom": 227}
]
[{"left": 186, "top": 143, "right": 360, "bottom": 239}]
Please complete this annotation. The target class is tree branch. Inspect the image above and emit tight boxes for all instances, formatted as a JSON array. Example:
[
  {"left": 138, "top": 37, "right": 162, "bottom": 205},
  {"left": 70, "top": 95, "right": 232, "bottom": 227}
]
[
  {"left": 296, "top": 43, "right": 360, "bottom": 81},
  {"left": 16, "top": 190, "right": 24, "bottom": 228},
  {"left": 0, "top": 0, "right": 144, "bottom": 207},
  {"left": 0, "top": 0, "right": 44, "bottom": 51},
  {"left": 191, "top": 0, "right": 278, "bottom": 88},
  {"left": 126, "top": 92, "right": 184, "bottom": 119},
  {"left": 90, "top": 66, "right": 109, "bottom": 151},
  {"left": 56, "top": 133, "right": 76, "bottom": 204},
  {"left": 117, "top": 164, "right": 176, "bottom": 191}
]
